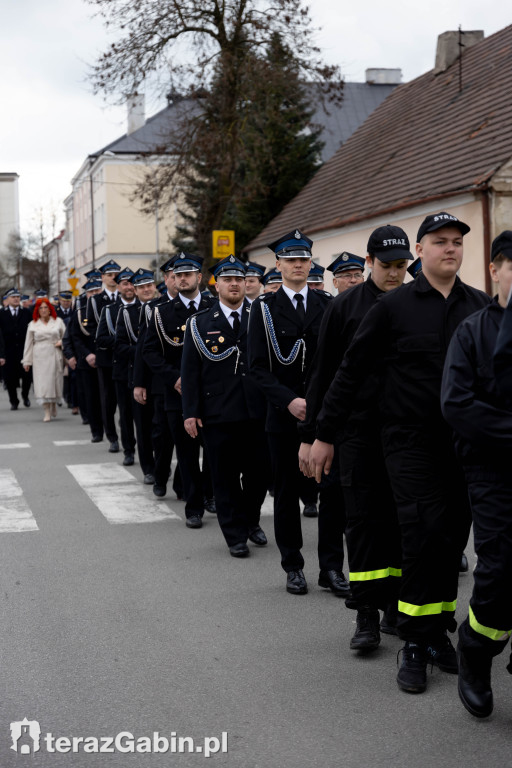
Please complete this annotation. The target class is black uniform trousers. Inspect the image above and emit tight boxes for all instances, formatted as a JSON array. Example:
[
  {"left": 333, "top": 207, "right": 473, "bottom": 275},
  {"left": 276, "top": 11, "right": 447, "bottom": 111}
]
[
  {"left": 166, "top": 410, "right": 204, "bottom": 518},
  {"left": 80, "top": 367, "right": 103, "bottom": 438},
  {"left": 133, "top": 397, "right": 155, "bottom": 477},
  {"left": 341, "top": 437, "right": 400, "bottom": 610},
  {"left": 152, "top": 393, "right": 174, "bottom": 488},
  {"left": 97, "top": 366, "right": 118, "bottom": 443},
  {"left": 114, "top": 380, "right": 136, "bottom": 455},
  {"left": 459, "top": 469, "right": 512, "bottom": 660},
  {"left": 317, "top": 448, "right": 346, "bottom": 573},
  {"left": 385, "top": 430, "right": 471, "bottom": 643},
  {"left": 5, "top": 366, "right": 32, "bottom": 406},
  {"left": 202, "top": 420, "right": 267, "bottom": 547}
]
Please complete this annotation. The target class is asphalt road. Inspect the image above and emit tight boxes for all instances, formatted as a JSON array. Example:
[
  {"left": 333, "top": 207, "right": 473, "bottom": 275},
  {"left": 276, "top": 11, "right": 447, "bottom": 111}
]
[{"left": 0, "top": 389, "right": 510, "bottom": 767}]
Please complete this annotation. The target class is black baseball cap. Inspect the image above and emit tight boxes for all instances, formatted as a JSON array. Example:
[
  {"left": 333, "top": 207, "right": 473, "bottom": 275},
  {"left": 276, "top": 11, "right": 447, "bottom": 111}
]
[
  {"left": 491, "top": 231, "right": 512, "bottom": 262},
  {"left": 367, "top": 225, "right": 413, "bottom": 262},
  {"left": 417, "top": 212, "right": 470, "bottom": 242}
]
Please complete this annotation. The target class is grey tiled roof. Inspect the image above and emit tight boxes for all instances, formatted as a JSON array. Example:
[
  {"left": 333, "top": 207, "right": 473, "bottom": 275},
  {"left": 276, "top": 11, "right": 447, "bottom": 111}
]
[
  {"left": 92, "top": 83, "right": 397, "bottom": 163},
  {"left": 313, "top": 82, "right": 397, "bottom": 162}
]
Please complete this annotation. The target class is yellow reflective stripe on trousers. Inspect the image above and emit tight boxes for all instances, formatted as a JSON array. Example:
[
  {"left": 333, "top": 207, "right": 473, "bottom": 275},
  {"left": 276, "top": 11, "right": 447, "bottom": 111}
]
[
  {"left": 469, "top": 606, "right": 512, "bottom": 642},
  {"left": 398, "top": 599, "right": 457, "bottom": 616},
  {"left": 349, "top": 567, "right": 402, "bottom": 582}
]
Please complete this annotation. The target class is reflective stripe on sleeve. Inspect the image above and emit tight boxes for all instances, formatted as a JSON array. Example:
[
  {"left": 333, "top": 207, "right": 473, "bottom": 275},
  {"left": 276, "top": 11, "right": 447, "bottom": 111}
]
[
  {"left": 349, "top": 567, "right": 402, "bottom": 582},
  {"left": 398, "top": 599, "right": 457, "bottom": 617},
  {"left": 469, "top": 606, "right": 512, "bottom": 642}
]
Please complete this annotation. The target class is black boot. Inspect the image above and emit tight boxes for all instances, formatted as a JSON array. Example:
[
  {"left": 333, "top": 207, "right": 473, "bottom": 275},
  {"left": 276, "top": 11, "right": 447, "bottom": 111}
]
[
  {"left": 350, "top": 606, "right": 381, "bottom": 651},
  {"left": 457, "top": 644, "right": 493, "bottom": 718}
]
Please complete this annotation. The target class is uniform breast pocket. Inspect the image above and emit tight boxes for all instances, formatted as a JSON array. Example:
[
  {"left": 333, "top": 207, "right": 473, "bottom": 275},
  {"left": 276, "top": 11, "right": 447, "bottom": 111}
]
[
  {"left": 203, "top": 381, "right": 224, "bottom": 398},
  {"left": 278, "top": 322, "right": 300, "bottom": 338},
  {"left": 396, "top": 333, "right": 441, "bottom": 355}
]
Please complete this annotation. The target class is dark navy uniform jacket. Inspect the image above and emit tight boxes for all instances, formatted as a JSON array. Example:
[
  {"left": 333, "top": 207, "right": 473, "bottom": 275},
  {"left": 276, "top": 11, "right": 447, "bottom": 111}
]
[
  {"left": 143, "top": 293, "right": 215, "bottom": 411},
  {"left": 247, "top": 286, "right": 331, "bottom": 433},
  {"left": 317, "top": 272, "right": 489, "bottom": 451},
  {"left": 86, "top": 290, "right": 121, "bottom": 366},
  {"left": 114, "top": 302, "right": 147, "bottom": 387},
  {"left": 181, "top": 299, "right": 265, "bottom": 424},
  {"left": 0, "top": 306, "right": 32, "bottom": 378},
  {"left": 96, "top": 300, "right": 140, "bottom": 381},
  {"left": 442, "top": 298, "right": 512, "bottom": 468},
  {"left": 299, "top": 276, "right": 384, "bottom": 445},
  {"left": 132, "top": 295, "right": 170, "bottom": 394}
]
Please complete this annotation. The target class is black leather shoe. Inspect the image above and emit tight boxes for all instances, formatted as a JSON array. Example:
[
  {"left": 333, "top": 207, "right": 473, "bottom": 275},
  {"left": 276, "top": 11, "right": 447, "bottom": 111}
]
[
  {"left": 286, "top": 569, "right": 308, "bottom": 595},
  {"left": 302, "top": 503, "right": 318, "bottom": 518},
  {"left": 397, "top": 642, "right": 428, "bottom": 693},
  {"left": 143, "top": 474, "right": 155, "bottom": 485},
  {"left": 82, "top": 418, "right": 90, "bottom": 425},
  {"left": 91, "top": 434, "right": 103, "bottom": 443},
  {"left": 229, "top": 542, "right": 250, "bottom": 558},
  {"left": 318, "top": 569, "right": 351, "bottom": 597},
  {"left": 123, "top": 452, "right": 135, "bottom": 466},
  {"left": 460, "top": 552, "right": 469, "bottom": 572},
  {"left": 153, "top": 484, "right": 167, "bottom": 498},
  {"left": 380, "top": 603, "right": 398, "bottom": 635},
  {"left": 108, "top": 440, "right": 120, "bottom": 453},
  {"left": 23, "top": 398, "right": 30, "bottom": 407},
  {"left": 350, "top": 606, "right": 381, "bottom": 651},
  {"left": 427, "top": 633, "right": 458, "bottom": 673},
  {"left": 457, "top": 644, "right": 493, "bottom": 718},
  {"left": 248, "top": 526, "right": 267, "bottom": 546},
  {"left": 186, "top": 515, "right": 203, "bottom": 529},
  {"left": 10, "top": 403, "right": 18, "bottom": 410},
  {"left": 204, "top": 497, "right": 216, "bottom": 514}
]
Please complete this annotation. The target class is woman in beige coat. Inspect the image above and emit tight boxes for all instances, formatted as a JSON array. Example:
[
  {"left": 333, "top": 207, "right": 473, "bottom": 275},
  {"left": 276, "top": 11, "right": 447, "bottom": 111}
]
[{"left": 22, "top": 298, "right": 66, "bottom": 422}]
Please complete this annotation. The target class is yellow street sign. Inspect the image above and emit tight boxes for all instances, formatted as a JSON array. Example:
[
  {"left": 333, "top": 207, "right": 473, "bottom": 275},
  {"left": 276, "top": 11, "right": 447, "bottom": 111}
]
[
  {"left": 68, "top": 277, "right": 79, "bottom": 296},
  {"left": 212, "top": 230, "right": 235, "bottom": 260}
]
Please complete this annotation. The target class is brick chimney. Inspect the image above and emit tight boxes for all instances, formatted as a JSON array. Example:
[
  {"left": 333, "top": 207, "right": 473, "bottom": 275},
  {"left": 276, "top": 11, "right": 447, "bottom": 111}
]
[{"left": 127, "top": 93, "right": 145, "bottom": 135}]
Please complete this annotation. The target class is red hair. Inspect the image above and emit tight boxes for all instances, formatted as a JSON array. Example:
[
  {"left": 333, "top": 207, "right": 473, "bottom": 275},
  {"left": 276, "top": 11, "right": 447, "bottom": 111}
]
[{"left": 33, "top": 298, "right": 57, "bottom": 321}]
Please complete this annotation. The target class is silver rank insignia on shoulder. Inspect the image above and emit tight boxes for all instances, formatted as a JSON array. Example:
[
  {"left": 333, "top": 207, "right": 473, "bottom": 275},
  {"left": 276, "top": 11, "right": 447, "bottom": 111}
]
[{"left": 214, "top": 312, "right": 219, "bottom": 318}]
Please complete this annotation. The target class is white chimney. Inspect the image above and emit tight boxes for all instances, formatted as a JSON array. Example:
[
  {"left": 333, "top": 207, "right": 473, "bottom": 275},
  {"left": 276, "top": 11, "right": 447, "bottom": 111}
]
[
  {"left": 365, "top": 68, "right": 402, "bottom": 85},
  {"left": 434, "top": 30, "right": 484, "bottom": 74},
  {"left": 127, "top": 93, "right": 145, "bottom": 135}
]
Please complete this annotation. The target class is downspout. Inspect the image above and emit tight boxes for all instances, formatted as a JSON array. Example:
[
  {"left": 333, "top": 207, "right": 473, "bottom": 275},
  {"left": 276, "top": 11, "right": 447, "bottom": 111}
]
[{"left": 481, "top": 188, "right": 492, "bottom": 295}]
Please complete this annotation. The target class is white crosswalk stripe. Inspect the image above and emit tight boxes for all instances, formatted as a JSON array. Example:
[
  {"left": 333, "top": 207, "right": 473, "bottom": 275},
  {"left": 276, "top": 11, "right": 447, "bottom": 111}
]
[
  {"left": 53, "top": 440, "right": 91, "bottom": 447},
  {"left": 67, "top": 463, "right": 182, "bottom": 524},
  {"left": 0, "top": 469, "right": 39, "bottom": 532},
  {"left": 0, "top": 443, "right": 31, "bottom": 450}
]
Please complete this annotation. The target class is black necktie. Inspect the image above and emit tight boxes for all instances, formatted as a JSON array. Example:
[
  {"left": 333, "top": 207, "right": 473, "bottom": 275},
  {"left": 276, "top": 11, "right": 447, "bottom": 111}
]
[
  {"left": 294, "top": 293, "right": 305, "bottom": 322},
  {"left": 188, "top": 300, "right": 197, "bottom": 315},
  {"left": 231, "top": 311, "right": 240, "bottom": 336}
]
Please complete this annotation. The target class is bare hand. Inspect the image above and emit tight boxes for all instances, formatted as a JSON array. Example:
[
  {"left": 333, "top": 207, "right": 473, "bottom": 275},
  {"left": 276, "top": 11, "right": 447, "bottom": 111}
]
[
  {"left": 298, "top": 442, "right": 313, "bottom": 477},
  {"left": 184, "top": 417, "right": 203, "bottom": 438},
  {"left": 133, "top": 387, "right": 147, "bottom": 405},
  {"left": 174, "top": 377, "right": 182, "bottom": 395},
  {"left": 85, "top": 353, "right": 96, "bottom": 368},
  {"left": 309, "top": 439, "right": 334, "bottom": 483},
  {"left": 67, "top": 357, "right": 77, "bottom": 370},
  {"left": 23, "top": 364, "right": 31, "bottom": 373},
  {"left": 287, "top": 397, "right": 307, "bottom": 421},
  {"left": 54, "top": 339, "right": 62, "bottom": 348}
]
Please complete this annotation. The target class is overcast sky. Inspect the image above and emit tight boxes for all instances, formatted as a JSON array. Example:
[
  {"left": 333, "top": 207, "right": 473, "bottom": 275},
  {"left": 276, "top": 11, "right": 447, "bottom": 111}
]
[{"left": 1, "top": 0, "right": 511, "bottom": 238}]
